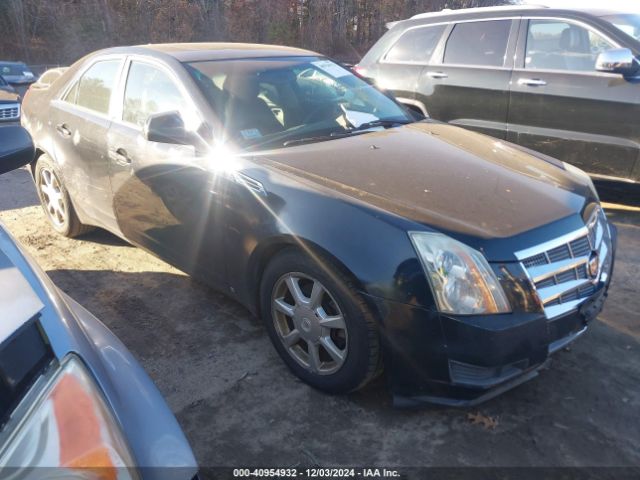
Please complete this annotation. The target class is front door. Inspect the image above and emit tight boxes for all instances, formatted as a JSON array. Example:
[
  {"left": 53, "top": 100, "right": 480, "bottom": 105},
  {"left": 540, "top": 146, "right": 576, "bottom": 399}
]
[
  {"left": 107, "top": 59, "right": 226, "bottom": 283},
  {"left": 507, "top": 18, "right": 640, "bottom": 180}
]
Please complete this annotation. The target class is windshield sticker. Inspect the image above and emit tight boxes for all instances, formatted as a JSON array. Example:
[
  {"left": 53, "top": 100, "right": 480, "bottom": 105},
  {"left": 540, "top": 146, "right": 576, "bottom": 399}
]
[
  {"left": 240, "top": 128, "right": 262, "bottom": 139},
  {"left": 312, "top": 60, "right": 351, "bottom": 78},
  {"left": 342, "top": 109, "right": 380, "bottom": 129}
]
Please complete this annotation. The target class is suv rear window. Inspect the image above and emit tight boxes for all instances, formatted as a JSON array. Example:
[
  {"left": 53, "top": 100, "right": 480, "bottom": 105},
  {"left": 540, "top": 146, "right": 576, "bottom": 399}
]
[
  {"left": 384, "top": 25, "right": 446, "bottom": 63},
  {"left": 444, "top": 20, "right": 511, "bottom": 67}
]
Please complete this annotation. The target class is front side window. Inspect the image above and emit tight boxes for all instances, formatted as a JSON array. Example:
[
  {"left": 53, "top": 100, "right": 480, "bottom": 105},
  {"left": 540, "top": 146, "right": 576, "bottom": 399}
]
[
  {"left": 123, "top": 62, "right": 188, "bottom": 128},
  {"left": 443, "top": 20, "right": 511, "bottom": 67},
  {"left": 525, "top": 20, "right": 616, "bottom": 72},
  {"left": 186, "top": 56, "right": 412, "bottom": 151},
  {"left": 384, "top": 25, "right": 446, "bottom": 63},
  {"left": 73, "top": 60, "right": 121, "bottom": 114}
]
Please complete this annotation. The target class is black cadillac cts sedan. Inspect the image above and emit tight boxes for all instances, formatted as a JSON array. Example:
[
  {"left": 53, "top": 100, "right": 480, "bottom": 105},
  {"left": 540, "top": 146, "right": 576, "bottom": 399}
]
[{"left": 21, "top": 43, "right": 616, "bottom": 406}]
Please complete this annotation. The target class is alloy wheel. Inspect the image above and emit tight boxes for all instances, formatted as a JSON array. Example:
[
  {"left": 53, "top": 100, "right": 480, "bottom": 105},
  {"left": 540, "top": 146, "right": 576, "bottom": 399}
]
[
  {"left": 271, "top": 273, "right": 348, "bottom": 375},
  {"left": 39, "top": 168, "right": 67, "bottom": 227}
]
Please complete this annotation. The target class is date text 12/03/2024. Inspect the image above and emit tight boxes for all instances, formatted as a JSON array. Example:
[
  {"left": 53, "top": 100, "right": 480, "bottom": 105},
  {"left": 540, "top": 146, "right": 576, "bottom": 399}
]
[{"left": 232, "top": 468, "right": 401, "bottom": 478}]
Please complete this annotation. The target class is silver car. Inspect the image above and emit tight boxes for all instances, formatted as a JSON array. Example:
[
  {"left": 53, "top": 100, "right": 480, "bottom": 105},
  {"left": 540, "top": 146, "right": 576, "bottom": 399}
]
[{"left": 0, "top": 125, "right": 197, "bottom": 479}]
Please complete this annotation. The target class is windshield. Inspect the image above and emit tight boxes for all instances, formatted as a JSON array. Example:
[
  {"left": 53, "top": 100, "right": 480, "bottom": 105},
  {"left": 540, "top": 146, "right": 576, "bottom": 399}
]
[
  {"left": 0, "top": 63, "right": 29, "bottom": 76},
  {"left": 186, "top": 56, "right": 412, "bottom": 150},
  {"left": 602, "top": 14, "right": 640, "bottom": 41}
]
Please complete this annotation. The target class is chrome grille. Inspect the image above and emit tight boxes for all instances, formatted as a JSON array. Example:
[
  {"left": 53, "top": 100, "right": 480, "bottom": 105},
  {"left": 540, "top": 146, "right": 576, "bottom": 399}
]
[
  {"left": 0, "top": 103, "right": 20, "bottom": 121},
  {"left": 516, "top": 206, "right": 612, "bottom": 320}
]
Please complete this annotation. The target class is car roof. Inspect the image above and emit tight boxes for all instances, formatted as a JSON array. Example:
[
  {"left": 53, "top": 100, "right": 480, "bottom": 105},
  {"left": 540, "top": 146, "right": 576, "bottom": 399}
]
[
  {"left": 385, "top": 5, "right": 637, "bottom": 29},
  {"left": 0, "top": 61, "right": 27, "bottom": 66},
  {"left": 97, "top": 42, "right": 318, "bottom": 63}
]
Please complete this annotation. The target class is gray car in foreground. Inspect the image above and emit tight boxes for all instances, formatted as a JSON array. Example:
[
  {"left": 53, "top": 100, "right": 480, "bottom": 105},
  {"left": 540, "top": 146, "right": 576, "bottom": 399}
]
[{"left": 0, "top": 126, "right": 197, "bottom": 479}]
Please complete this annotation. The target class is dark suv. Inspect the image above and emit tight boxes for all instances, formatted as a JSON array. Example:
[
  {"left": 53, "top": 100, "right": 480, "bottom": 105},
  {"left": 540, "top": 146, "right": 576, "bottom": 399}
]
[{"left": 357, "top": 6, "right": 640, "bottom": 184}]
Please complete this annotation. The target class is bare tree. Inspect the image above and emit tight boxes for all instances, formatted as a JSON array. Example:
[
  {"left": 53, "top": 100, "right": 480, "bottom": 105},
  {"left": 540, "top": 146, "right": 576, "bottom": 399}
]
[{"left": 0, "top": 0, "right": 511, "bottom": 65}]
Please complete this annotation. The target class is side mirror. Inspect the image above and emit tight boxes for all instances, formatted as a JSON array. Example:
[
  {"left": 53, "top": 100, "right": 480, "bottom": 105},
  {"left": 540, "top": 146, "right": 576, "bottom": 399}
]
[
  {"left": 144, "top": 111, "right": 194, "bottom": 145},
  {"left": 596, "top": 48, "right": 639, "bottom": 77},
  {"left": 0, "top": 125, "right": 34, "bottom": 175}
]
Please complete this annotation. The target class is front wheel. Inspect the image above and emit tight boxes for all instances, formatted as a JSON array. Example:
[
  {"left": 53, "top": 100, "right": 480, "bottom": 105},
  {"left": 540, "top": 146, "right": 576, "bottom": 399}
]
[{"left": 260, "top": 248, "right": 381, "bottom": 393}]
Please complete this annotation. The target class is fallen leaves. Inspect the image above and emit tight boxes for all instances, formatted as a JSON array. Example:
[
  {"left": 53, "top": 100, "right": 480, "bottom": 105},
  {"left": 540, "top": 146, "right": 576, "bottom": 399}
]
[{"left": 467, "top": 411, "right": 498, "bottom": 430}]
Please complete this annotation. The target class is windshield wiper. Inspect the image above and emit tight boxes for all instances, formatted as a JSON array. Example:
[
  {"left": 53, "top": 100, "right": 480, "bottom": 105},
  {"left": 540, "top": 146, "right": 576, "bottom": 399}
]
[
  {"left": 282, "top": 130, "right": 370, "bottom": 147},
  {"left": 347, "top": 118, "right": 413, "bottom": 132},
  {"left": 281, "top": 119, "right": 412, "bottom": 148}
]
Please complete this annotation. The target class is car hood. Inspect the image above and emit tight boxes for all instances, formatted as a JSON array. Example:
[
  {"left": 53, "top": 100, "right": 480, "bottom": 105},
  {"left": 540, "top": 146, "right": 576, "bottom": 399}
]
[
  {"left": 253, "top": 122, "right": 593, "bottom": 244},
  {"left": 1, "top": 74, "right": 34, "bottom": 85},
  {"left": 0, "top": 89, "right": 19, "bottom": 103}
]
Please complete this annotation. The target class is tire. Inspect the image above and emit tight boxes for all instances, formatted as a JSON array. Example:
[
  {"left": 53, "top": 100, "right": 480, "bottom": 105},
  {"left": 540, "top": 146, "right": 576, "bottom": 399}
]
[
  {"left": 34, "top": 154, "right": 93, "bottom": 238},
  {"left": 260, "top": 248, "right": 381, "bottom": 393}
]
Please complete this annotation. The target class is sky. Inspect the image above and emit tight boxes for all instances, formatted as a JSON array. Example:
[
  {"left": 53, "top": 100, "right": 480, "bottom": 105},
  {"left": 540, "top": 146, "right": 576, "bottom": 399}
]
[{"left": 522, "top": 0, "right": 640, "bottom": 12}]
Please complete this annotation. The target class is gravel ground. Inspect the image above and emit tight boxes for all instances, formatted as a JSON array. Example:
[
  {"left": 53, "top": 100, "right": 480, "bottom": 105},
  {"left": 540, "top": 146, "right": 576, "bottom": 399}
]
[{"left": 1, "top": 167, "right": 639, "bottom": 470}]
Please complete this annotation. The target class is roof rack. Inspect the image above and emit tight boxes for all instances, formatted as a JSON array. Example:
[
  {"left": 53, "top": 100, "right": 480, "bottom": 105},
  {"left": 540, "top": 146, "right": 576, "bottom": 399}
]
[{"left": 410, "top": 4, "right": 549, "bottom": 21}]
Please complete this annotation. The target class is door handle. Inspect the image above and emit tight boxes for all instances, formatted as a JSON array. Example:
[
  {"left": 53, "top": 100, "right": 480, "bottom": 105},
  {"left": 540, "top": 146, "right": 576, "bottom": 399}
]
[
  {"left": 55, "top": 123, "right": 72, "bottom": 138},
  {"left": 518, "top": 78, "right": 547, "bottom": 87},
  {"left": 426, "top": 71, "right": 448, "bottom": 79},
  {"left": 109, "top": 148, "right": 132, "bottom": 166}
]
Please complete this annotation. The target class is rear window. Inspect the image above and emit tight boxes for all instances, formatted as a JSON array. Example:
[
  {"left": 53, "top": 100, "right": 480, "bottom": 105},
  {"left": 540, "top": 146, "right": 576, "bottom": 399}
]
[
  {"left": 444, "top": 20, "right": 511, "bottom": 67},
  {"left": 384, "top": 25, "right": 446, "bottom": 63},
  {"left": 37, "top": 69, "right": 65, "bottom": 87}
]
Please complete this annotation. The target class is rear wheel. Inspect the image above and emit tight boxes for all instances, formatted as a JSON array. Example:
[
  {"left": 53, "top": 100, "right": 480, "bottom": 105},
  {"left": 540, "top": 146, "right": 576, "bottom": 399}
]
[
  {"left": 35, "top": 154, "right": 93, "bottom": 238},
  {"left": 260, "top": 248, "right": 381, "bottom": 393}
]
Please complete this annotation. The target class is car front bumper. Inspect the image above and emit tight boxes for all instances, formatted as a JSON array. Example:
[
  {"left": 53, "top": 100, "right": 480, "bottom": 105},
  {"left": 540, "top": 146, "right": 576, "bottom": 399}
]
[{"left": 365, "top": 226, "right": 617, "bottom": 408}]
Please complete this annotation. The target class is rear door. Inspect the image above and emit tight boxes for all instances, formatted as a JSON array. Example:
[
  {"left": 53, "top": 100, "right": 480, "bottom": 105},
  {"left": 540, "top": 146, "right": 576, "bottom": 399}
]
[
  {"left": 107, "top": 58, "right": 225, "bottom": 282},
  {"left": 365, "top": 23, "right": 447, "bottom": 115},
  {"left": 507, "top": 17, "right": 640, "bottom": 180},
  {"left": 415, "top": 18, "right": 518, "bottom": 139},
  {"left": 48, "top": 58, "right": 124, "bottom": 230}
]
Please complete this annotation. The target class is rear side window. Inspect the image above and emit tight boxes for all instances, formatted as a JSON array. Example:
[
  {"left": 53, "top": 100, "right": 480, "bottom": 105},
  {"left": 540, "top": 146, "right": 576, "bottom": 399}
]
[
  {"left": 444, "top": 20, "right": 511, "bottom": 67},
  {"left": 525, "top": 20, "right": 615, "bottom": 72},
  {"left": 69, "top": 60, "right": 121, "bottom": 114},
  {"left": 122, "top": 62, "right": 187, "bottom": 128},
  {"left": 63, "top": 81, "right": 79, "bottom": 103},
  {"left": 384, "top": 25, "right": 446, "bottom": 63}
]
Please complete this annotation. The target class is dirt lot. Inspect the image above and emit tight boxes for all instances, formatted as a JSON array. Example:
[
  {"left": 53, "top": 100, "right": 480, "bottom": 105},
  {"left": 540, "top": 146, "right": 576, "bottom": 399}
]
[{"left": 1, "top": 166, "right": 639, "bottom": 469}]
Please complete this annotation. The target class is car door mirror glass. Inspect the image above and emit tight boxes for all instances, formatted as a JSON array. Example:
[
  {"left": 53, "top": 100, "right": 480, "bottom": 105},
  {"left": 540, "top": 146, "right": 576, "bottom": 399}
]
[
  {"left": 144, "top": 111, "right": 194, "bottom": 145},
  {"left": 0, "top": 126, "right": 34, "bottom": 175},
  {"left": 596, "top": 48, "right": 639, "bottom": 76}
]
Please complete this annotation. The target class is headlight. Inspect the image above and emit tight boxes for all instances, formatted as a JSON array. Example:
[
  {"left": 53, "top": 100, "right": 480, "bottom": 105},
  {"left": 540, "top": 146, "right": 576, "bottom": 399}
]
[
  {"left": 0, "top": 355, "right": 138, "bottom": 479},
  {"left": 409, "top": 232, "right": 511, "bottom": 315}
]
